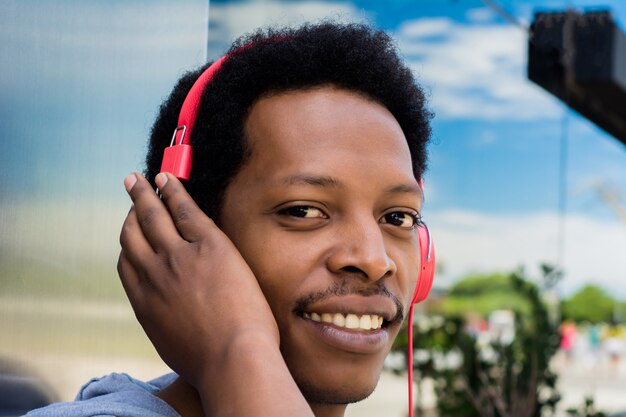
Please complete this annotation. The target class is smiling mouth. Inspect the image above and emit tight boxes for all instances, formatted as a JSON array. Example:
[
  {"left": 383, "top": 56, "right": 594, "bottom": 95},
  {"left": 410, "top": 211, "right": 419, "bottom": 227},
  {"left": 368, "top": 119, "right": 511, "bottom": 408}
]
[{"left": 303, "top": 312, "right": 385, "bottom": 331}]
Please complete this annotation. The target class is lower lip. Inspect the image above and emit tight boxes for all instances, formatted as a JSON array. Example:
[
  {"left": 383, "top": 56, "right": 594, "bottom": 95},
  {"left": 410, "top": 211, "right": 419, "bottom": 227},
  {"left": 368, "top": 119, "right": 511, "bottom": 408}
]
[{"left": 301, "top": 317, "right": 390, "bottom": 354}]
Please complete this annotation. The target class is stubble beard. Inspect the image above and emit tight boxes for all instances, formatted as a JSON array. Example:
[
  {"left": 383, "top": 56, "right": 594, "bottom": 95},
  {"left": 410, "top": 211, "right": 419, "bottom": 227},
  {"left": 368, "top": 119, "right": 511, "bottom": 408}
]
[{"left": 291, "top": 369, "right": 378, "bottom": 406}]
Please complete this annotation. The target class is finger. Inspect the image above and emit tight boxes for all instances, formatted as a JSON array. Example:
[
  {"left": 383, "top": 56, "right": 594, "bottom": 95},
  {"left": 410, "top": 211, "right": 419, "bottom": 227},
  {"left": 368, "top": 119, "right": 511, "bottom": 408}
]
[
  {"left": 119, "top": 205, "right": 158, "bottom": 267},
  {"left": 124, "top": 173, "right": 181, "bottom": 252},
  {"left": 117, "top": 251, "right": 159, "bottom": 326},
  {"left": 156, "top": 172, "right": 217, "bottom": 243},
  {"left": 117, "top": 249, "right": 141, "bottom": 299}
]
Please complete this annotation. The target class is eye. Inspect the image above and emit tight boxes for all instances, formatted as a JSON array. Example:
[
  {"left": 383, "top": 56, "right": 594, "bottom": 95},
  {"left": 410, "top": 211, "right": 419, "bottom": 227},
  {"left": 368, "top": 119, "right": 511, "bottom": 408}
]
[
  {"left": 279, "top": 206, "right": 327, "bottom": 219},
  {"left": 381, "top": 211, "right": 420, "bottom": 229}
]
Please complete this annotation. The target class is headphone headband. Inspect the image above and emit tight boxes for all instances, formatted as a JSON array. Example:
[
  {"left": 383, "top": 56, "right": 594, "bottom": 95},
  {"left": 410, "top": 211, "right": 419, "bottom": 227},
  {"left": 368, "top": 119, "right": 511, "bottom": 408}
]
[
  {"left": 160, "top": 40, "right": 278, "bottom": 180},
  {"left": 160, "top": 52, "right": 235, "bottom": 180},
  {"left": 175, "top": 55, "right": 230, "bottom": 147}
]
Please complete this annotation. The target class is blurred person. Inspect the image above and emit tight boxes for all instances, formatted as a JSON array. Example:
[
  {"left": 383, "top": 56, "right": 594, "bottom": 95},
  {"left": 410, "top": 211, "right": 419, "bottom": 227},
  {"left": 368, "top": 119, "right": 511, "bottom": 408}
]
[
  {"left": 585, "top": 323, "right": 602, "bottom": 369},
  {"left": 603, "top": 322, "right": 624, "bottom": 370},
  {"left": 25, "top": 21, "right": 433, "bottom": 417},
  {"left": 559, "top": 319, "right": 577, "bottom": 363}
]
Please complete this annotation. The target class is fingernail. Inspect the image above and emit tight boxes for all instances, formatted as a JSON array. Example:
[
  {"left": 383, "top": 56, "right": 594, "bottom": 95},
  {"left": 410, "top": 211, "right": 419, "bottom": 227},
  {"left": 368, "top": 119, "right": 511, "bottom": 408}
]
[
  {"left": 155, "top": 172, "right": 168, "bottom": 189},
  {"left": 124, "top": 174, "right": 137, "bottom": 193}
]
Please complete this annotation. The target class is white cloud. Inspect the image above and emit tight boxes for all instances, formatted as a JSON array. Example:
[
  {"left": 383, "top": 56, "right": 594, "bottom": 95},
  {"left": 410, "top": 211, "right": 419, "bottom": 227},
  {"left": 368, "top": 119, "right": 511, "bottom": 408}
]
[
  {"left": 466, "top": 7, "right": 496, "bottom": 23},
  {"left": 429, "top": 209, "right": 626, "bottom": 298},
  {"left": 394, "top": 18, "right": 560, "bottom": 120},
  {"left": 398, "top": 17, "right": 454, "bottom": 37},
  {"left": 207, "top": 1, "right": 368, "bottom": 57}
]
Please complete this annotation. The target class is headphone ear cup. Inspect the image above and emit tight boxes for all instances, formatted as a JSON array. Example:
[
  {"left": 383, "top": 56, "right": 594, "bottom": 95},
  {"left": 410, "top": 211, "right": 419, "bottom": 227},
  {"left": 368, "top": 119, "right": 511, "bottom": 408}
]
[{"left": 412, "top": 223, "right": 435, "bottom": 304}]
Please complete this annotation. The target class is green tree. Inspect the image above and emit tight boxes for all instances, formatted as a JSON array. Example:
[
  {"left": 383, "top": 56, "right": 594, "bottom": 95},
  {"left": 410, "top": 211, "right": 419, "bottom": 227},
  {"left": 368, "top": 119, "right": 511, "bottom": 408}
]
[
  {"left": 434, "top": 273, "right": 533, "bottom": 322},
  {"left": 561, "top": 285, "right": 615, "bottom": 324}
]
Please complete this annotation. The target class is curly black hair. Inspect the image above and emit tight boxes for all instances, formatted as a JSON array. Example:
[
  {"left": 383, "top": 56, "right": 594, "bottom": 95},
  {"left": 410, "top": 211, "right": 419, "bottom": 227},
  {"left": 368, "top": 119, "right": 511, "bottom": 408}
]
[{"left": 145, "top": 22, "right": 432, "bottom": 220}]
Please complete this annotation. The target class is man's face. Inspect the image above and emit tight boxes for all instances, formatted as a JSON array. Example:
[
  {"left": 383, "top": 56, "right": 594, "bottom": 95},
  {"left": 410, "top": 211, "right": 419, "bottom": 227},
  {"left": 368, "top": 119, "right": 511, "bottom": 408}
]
[{"left": 219, "top": 86, "right": 421, "bottom": 408}]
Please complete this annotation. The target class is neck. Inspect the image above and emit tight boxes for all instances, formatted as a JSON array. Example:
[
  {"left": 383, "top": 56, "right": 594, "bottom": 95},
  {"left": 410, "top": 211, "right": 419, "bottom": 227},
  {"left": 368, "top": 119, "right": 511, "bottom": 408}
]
[
  {"left": 155, "top": 378, "right": 203, "bottom": 417},
  {"left": 156, "top": 377, "right": 347, "bottom": 417}
]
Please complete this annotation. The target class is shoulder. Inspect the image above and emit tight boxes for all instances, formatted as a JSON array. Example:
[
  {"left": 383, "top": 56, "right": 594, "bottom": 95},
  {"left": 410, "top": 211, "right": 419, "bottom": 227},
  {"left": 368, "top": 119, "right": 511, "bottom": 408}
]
[{"left": 25, "top": 373, "right": 179, "bottom": 417}]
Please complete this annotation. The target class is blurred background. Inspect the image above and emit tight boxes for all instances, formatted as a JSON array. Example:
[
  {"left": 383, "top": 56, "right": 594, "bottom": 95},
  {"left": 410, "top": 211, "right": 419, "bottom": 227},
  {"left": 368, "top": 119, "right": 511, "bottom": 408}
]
[{"left": 1, "top": 0, "right": 625, "bottom": 416}]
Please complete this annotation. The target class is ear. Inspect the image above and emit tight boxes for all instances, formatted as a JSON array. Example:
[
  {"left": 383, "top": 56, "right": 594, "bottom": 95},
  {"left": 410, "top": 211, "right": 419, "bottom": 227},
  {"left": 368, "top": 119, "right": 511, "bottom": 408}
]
[{"left": 412, "top": 222, "right": 435, "bottom": 304}]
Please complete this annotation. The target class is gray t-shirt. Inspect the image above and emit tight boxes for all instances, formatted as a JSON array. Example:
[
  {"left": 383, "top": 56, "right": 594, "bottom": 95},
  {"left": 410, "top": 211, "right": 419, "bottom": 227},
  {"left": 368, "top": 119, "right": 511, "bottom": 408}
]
[{"left": 25, "top": 373, "right": 180, "bottom": 417}]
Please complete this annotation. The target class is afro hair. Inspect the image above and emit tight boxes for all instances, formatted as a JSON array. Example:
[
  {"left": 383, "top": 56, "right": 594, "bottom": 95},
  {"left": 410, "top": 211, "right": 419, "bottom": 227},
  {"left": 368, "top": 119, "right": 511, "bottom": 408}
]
[{"left": 145, "top": 21, "right": 433, "bottom": 220}]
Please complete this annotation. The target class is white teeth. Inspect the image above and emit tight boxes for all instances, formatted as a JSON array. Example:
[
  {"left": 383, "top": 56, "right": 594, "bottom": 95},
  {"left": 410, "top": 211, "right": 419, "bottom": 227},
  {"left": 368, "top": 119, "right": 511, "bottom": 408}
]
[
  {"left": 345, "top": 314, "right": 360, "bottom": 329},
  {"left": 333, "top": 313, "right": 345, "bottom": 327},
  {"left": 360, "top": 315, "right": 372, "bottom": 330},
  {"left": 306, "top": 312, "right": 384, "bottom": 331}
]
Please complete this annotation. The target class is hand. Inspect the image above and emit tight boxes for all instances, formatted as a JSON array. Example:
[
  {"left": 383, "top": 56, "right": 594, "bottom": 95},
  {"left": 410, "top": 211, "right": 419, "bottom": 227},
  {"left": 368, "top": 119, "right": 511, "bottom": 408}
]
[{"left": 117, "top": 172, "right": 280, "bottom": 388}]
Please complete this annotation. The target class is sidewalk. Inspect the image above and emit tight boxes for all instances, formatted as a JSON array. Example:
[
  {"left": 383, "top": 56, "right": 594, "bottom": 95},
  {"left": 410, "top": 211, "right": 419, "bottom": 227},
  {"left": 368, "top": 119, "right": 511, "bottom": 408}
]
[{"left": 554, "top": 350, "right": 626, "bottom": 415}]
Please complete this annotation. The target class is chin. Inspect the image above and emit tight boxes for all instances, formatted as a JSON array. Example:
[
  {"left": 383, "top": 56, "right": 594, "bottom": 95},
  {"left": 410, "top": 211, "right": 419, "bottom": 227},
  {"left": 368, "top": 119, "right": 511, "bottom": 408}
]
[
  {"left": 277, "top": 310, "right": 399, "bottom": 406},
  {"left": 285, "top": 353, "right": 384, "bottom": 406},
  {"left": 296, "top": 375, "right": 378, "bottom": 405}
]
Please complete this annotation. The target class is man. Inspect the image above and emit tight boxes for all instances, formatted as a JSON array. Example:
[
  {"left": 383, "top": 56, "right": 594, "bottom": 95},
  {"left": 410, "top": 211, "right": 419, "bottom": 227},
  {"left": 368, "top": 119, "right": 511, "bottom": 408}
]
[{"left": 27, "top": 21, "right": 432, "bottom": 417}]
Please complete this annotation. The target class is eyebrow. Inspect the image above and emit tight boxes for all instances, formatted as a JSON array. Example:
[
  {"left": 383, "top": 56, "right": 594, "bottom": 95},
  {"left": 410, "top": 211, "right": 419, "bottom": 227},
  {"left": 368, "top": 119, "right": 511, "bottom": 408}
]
[
  {"left": 281, "top": 174, "right": 423, "bottom": 197},
  {"left": 281, "top": 174, "right": 343, "bottom": 188},
  {"left": 384, "top": 183, "right": 423, "bottom": 197}
]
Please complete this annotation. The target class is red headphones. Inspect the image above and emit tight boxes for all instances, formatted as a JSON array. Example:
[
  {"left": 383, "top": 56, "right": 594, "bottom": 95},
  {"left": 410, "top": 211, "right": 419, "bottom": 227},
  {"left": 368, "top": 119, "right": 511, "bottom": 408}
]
[
  {"left": 159, "top": 48, "right": 436, "bottom": 417},
  {"left": 414, "top": 221, "right": 435, "bottom": 304}
]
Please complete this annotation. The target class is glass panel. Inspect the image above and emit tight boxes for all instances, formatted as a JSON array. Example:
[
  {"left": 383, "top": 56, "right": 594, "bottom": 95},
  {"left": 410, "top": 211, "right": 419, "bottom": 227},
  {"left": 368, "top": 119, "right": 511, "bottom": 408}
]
[{"left": 0, "top": 0, "right": 208, "bottom": 407}]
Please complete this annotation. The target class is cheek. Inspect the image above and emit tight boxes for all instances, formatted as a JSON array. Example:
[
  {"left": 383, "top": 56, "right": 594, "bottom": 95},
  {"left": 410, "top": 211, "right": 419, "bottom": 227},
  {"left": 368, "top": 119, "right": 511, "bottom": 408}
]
[
  {"left": 390, "top": 243, "right": 421, "bottom": 306},
  {"left": 232, "top": 229, "right": 326, "bottom": 315}
]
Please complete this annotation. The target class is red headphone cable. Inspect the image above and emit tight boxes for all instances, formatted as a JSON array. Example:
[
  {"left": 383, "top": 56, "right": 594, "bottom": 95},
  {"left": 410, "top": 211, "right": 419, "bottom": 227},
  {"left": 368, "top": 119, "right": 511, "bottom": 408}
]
[{"left": 408, "top": 303, "right": 416, "bottom": 417}]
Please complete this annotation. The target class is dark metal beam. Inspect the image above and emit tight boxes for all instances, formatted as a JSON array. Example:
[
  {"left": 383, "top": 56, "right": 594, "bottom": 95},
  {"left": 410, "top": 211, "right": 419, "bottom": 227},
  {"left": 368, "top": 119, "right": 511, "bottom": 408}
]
[{"left": 528, "top": 10, "right": 626, "bottom": 146}]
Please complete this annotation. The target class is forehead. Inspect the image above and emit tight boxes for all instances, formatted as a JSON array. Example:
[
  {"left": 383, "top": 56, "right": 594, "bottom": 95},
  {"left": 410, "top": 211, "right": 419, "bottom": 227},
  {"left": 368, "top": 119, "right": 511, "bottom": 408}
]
[{"left": 242, "top": 86, "right": 416, "bottom": 185}]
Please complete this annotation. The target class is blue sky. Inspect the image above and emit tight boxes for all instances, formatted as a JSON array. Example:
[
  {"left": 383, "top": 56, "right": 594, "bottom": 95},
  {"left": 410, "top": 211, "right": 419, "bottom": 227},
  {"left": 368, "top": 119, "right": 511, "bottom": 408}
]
[
  {"left": 1, "top": 0, "right": 625, "bottom": 297},
  {"left": 205, "top": 0, "right": 626, "bottom": 295}
]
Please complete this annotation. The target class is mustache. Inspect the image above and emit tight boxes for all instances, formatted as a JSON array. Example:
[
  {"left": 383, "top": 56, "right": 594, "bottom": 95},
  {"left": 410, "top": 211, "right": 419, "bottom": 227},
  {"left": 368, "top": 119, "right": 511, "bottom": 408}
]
[{"left": 293, "top": 279, "right": 405, "bottom": 324}]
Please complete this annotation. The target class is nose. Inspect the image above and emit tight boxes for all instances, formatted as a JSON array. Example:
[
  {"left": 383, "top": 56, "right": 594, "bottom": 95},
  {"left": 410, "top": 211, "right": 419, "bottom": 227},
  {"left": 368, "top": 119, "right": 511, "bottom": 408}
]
[{"left": 326, "top": 218, "right": 397, "bottom": 281}]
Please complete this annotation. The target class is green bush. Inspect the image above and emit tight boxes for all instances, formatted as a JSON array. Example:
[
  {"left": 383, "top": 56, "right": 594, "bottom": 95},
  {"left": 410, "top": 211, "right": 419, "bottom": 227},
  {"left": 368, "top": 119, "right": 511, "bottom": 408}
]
[{"left": 391, "top": 270, "right": 561, "bottom": 417}]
